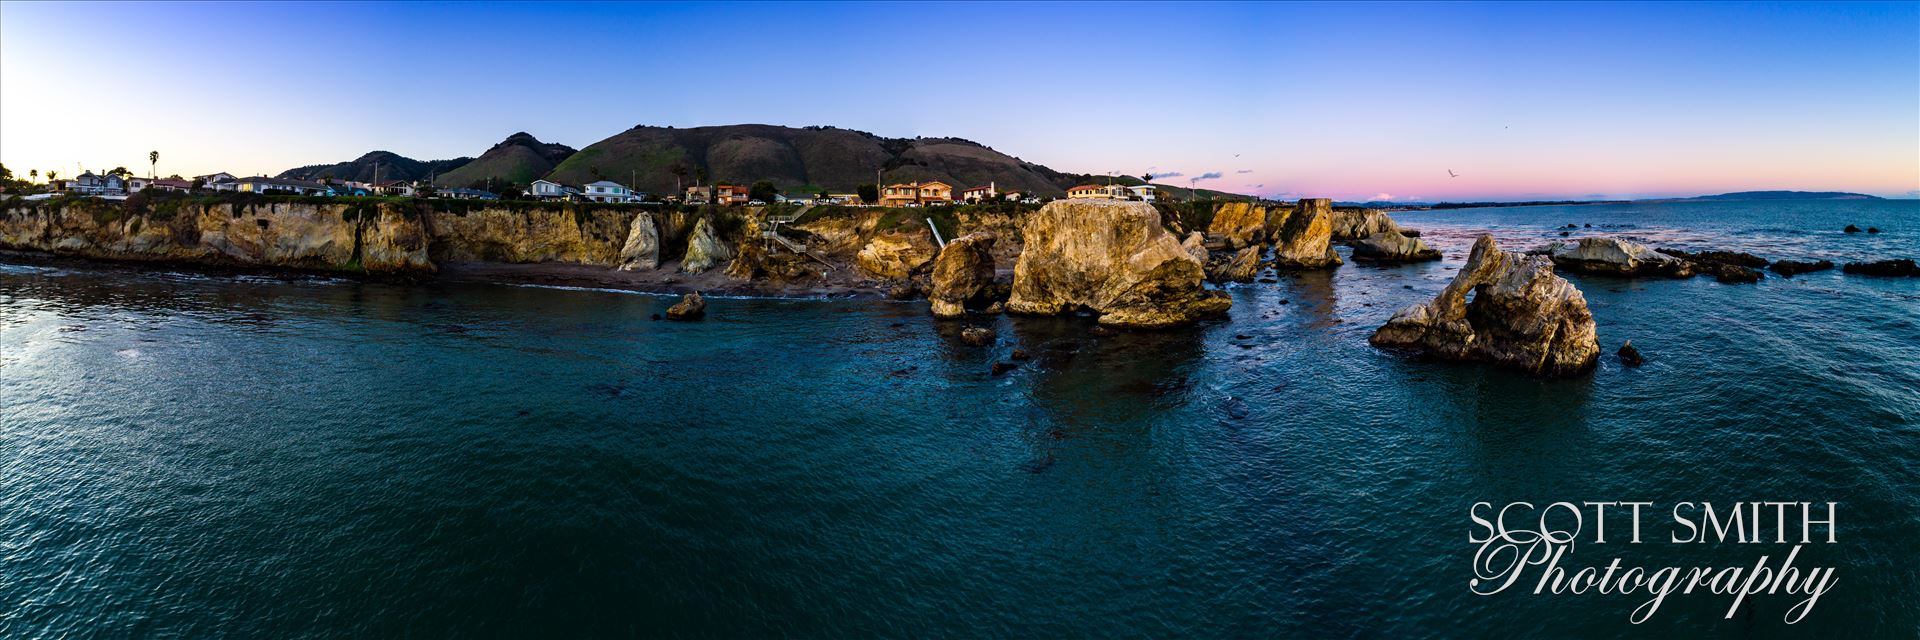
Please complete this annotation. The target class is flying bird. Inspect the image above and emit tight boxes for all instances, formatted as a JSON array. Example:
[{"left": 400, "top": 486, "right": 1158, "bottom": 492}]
[{"left": 1447, "top": 169, "right": 1460, "bottom": 178}]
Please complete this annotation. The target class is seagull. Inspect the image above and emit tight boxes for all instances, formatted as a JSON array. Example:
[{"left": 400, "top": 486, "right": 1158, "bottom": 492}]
[
  {"left": 1233, "top": 154, "right": 1241, "bottom": 157},
  {"left": 1447, "top": 169, "right": 1460, "bottom": 178}
]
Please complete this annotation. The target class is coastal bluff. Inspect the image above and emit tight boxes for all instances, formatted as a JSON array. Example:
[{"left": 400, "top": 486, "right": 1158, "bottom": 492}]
[{"left": 0, "top": 197, "right": 695, "bottom": 274}]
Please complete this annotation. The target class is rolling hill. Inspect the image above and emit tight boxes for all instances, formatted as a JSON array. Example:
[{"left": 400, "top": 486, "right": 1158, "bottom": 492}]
[
  {"left": 432, "top": 133, "right": 576, "bottom": 188},
  {"left": 544, "top": 124, "right": 1077, "bottom": 196},
  {"left": 278, "top": 151, "right": 472, "bottom": 184}
]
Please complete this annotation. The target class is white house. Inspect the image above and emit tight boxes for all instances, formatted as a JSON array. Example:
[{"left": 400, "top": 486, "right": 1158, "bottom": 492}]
[
  {"left": 235, "top": 176, "right": 327, "bottom": 195},
  {"left": 1127, "top": 185, "right": 1157, "bottom": 202},
  {"left": 126, "top": 177, "right": 152, "bottom": 192},
  {"left": 960, "top": 182, "right": 999, "bottom": 202},
  {"left": 528, "top": 179, "right": 569, "bottom": 199},
  {"left": 582, "top": 180, "right": 636, "bottom": 203},
  {"left": 67, "top": 172, "right": 126, "bottom": 195}
]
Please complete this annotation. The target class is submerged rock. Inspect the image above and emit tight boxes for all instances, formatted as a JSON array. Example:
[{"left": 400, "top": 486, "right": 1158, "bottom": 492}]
[
  {"left": 617, "top": 212, "right": 660, "bottom": 271},
  {"left": 665, "top": 291, "right": 707, "bottom": 320},
  {"left": 1844, "top": 225, "right": 1862, "bottom": 233},
  {"left": 1867, "top": 227, "right": 1882, "bottom": 234},
  {"left": 855, "top": 232, "right": 936, "bottom": 280},
  {"left": 1350, "top": 230, "right": 1442, "bottom": 263},
  {"left": 991, "top": 362, "right": 1019, "bottom": 376},
  {"left": 681, "top": 218, "right": 732, "bottom": 274},
  {"left": 1270, "top": 198, "right": 1343, "bottom": 269},
  {"left": 1370, "top": 235, "right": 1600, "bottom": 377},
  {"left": 1006, "top": 200, "right": 1230, "bottom": 328},
  {"left": 1546, "top": 237, "right": 1692, "bottom": 277},
  {"left": 1617, "top": 340, "right": 1645, "bottom": 367},
  {"left": 1842, "top": 259, "right": 1920, "bottom": 277},
  {"left": 959, "top": 325, "right": 996, "bottom": 346},
  {"left": 928, "top": 232, "right": 998, "bottom": 318},
  {"left": 1769, "top": 259, "right": 1834, "bottom": 276}
]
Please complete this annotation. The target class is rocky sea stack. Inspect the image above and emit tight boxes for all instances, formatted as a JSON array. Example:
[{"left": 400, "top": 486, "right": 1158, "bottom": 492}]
[
  {"left": 1269, "top": 198, "right": 1343, "bottom": 269},
  {"left": 1371, "top": 235, "right": 1600, "bottom": 377},
  {"left": 1007, "top": 200, "right": 1229, "bottom": 328},
  {"left": 928, "top": 232, "right": 998, "bottom": 318},
  {"left": 1545, "top": 237, "right": 1692, "bottom": 278}
]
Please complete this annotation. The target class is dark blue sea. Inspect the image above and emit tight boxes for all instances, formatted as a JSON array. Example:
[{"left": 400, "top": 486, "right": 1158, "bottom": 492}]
[{"left": 1, "top": 199, "right": 1915, "bottom": 637}]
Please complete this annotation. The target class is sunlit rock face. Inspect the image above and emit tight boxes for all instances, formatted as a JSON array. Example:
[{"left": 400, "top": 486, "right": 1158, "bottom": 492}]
[
  {"left": 1371, "top": 235, "right": 1599, "bottom": 377},
  {"left": 1007, "top": 200, "right": 1228, "bottom": 328},
  {"left": 1545, "top": 237, "right": 1692, "bottom": 277},
  {"left": 1350, "top": 230, "right": 1441, "bottom": 263},
  {"left": 618, "top": 212, "right": 659, "bottom": 271},
  {"left": 1269, "top": 198, "right": 1342, "bottom": 269}
]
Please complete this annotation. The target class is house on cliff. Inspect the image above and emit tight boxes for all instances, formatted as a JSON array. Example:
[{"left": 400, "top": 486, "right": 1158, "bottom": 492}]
[
  {"left": 715, "top": 184, "right": 750, "bottom": 205},
  {"left": 583, "top": 180, "right": 637, "bottom": 203},
  {"left": 881, "top": 181, "right": 953, "bottom": 207},
  {"left": 236, "top": 176, "right": 328, "bottom": 195},
  {"left": 66, "top": 172, "right": 126, "bottom": 196},
  {"left": 960, "top": 182, "right": 998, "bottom": 202},
  {"left": 529, "top": 179, "right": 574, "bottom": 200},
  {"left": 1067, "top": 183, "right": 1129, "bottom": 199}
]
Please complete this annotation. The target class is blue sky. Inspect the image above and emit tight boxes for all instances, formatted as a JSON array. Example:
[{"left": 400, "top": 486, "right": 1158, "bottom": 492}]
[{"left": 2, "top": 1, "right": 1914, "bottom": 200}]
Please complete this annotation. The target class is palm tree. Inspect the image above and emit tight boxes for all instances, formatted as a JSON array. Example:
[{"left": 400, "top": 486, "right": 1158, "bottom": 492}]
[
  {"left": 148, "top": 151, "right": 159, "bottom": 179},
  {"left": 47, "top": 170, "right": 59, "bottom": 185},
  {"left": 29, "top": 169, "right": 37, "bottom": 183}
]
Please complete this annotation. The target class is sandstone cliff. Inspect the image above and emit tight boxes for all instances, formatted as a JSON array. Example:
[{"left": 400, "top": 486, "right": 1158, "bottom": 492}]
[
  {"left": 0, "top": 199, "right": 432, "bottom": 272},
  {"left": 927, "top": 232, "right": 997, "bottom": 318},
  {"left": 1006, "top": 200, "right": 1229, "bottom": 328}
]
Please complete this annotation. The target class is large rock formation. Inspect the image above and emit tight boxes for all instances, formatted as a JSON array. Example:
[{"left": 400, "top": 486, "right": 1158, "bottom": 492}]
[
  {"left": 1330, "top": 208, "right": 1404, "bottom": 241},
  {"left": 1350, "top": 230, "right": 1441, "bottom": 263},
  {"left": 1270, "top": 198, "right": 1342, "bottom": 269},
  {"left": 1371, "top": 235, "right": 1599, "bottom": 377},
  {"left": 854, "top": 232, "right": 936, "bottom": 280},
  {"left": 681, "top": 217, "right": 732, "bottom": 273},
  {"left": 1207, "top": 202, "right": 1270, "bottom": 249},
  {"left": 1006, "top": 200, "right": 1229, "bottom": 327},
  {"left": 928, "top": 232, "right": 997, "bottom": 318},
  {"left": 617, "top": 212, "right": 660, "bottom": 271},
  {"left": 1545, "top": 237, "right": 1691, "bottom": 277}
]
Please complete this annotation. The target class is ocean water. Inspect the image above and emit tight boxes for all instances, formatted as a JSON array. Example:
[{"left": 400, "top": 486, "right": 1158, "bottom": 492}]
[{"left": 1, "top": 199, "right": 1915, "bottom": 637}]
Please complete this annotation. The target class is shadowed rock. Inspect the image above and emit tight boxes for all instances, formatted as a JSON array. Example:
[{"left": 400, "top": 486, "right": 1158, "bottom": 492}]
[
  {"left": 1371, "top": 235, "right": 1599, "bottom": 377},
  {"left": 1769, "top": 259, "right": 1834, "bottom": 276},
  {"left": 959, "top": 325, "right": 996, "bottom": 346},
  {"left": 1842, "top": 259, "right": 1920, "bottom": 277},
  {"left": 1329, "top": 208, "right": 1404, "bottom": 241},
  {"left": 665, "top": 291, "right": 707, "bottom": 320},
  {"left": 1350, "top": 230, "right": 1441, "bottom": 263},
  {"left": 1207, "top": 245, "right": 1263, "bottom": 283},
  {"left": 928, "top": 232, "right": 997, "bottom": 318},
  {"left": 1007, "top": 200, "right": 1229, "bottom": 328}
]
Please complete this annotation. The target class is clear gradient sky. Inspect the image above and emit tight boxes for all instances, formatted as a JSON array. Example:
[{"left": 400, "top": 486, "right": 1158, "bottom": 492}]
[{"left": 2, "top": 1, "right": 1915, "bottom": 201}]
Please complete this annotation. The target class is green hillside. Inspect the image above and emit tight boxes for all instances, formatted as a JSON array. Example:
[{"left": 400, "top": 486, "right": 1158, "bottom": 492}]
[
  {"left": 433, "top": 133, "right": 576, "bottom": 188},
  {"left": 278, "top": 151, "right": 471, "bottom": 183}
]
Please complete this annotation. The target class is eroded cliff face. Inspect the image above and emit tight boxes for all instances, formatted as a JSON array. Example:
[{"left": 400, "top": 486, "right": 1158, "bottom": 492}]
[
  {"left": 0, "top": 200, "right": 432, "bottom": 272},
  {"left": 428, "top": 207, "right": 631, "bottom": 266}
]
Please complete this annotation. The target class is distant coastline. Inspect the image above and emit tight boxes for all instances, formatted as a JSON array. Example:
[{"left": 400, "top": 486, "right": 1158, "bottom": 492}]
[{"left": 1359, "top": 190, "right": 1884, "bottom": 212}]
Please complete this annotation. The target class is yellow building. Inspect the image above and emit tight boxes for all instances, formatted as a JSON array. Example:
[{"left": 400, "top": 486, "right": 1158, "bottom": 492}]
[
  {"left": 880, "top": 181, "right": 953, "bottom": 207},
  {"left": 1067, "top": 183, "right": 1128, "bottom": 199}
]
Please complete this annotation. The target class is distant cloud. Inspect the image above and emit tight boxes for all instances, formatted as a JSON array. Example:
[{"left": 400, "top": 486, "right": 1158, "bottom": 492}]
[
  {"left": 1151, "top": 171, "right": 1184, "bottom": 178},
  {"left": 1582, "top": 193, "right": 1610, "bottom": 200},
  {"left": 1370, "top": 192, "right": 1395, "bottom": 201},
  {"left": 1194, "top": 171, "right": 1224, "bottom": 182},
  {"left": 1235, "top": 169, "right": 1253, "bottom": 174}
]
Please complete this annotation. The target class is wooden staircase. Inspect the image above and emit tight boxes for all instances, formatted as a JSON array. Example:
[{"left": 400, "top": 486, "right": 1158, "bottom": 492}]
[{"left": 762, "top": 205, "right": 835, "bottom": 270}]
